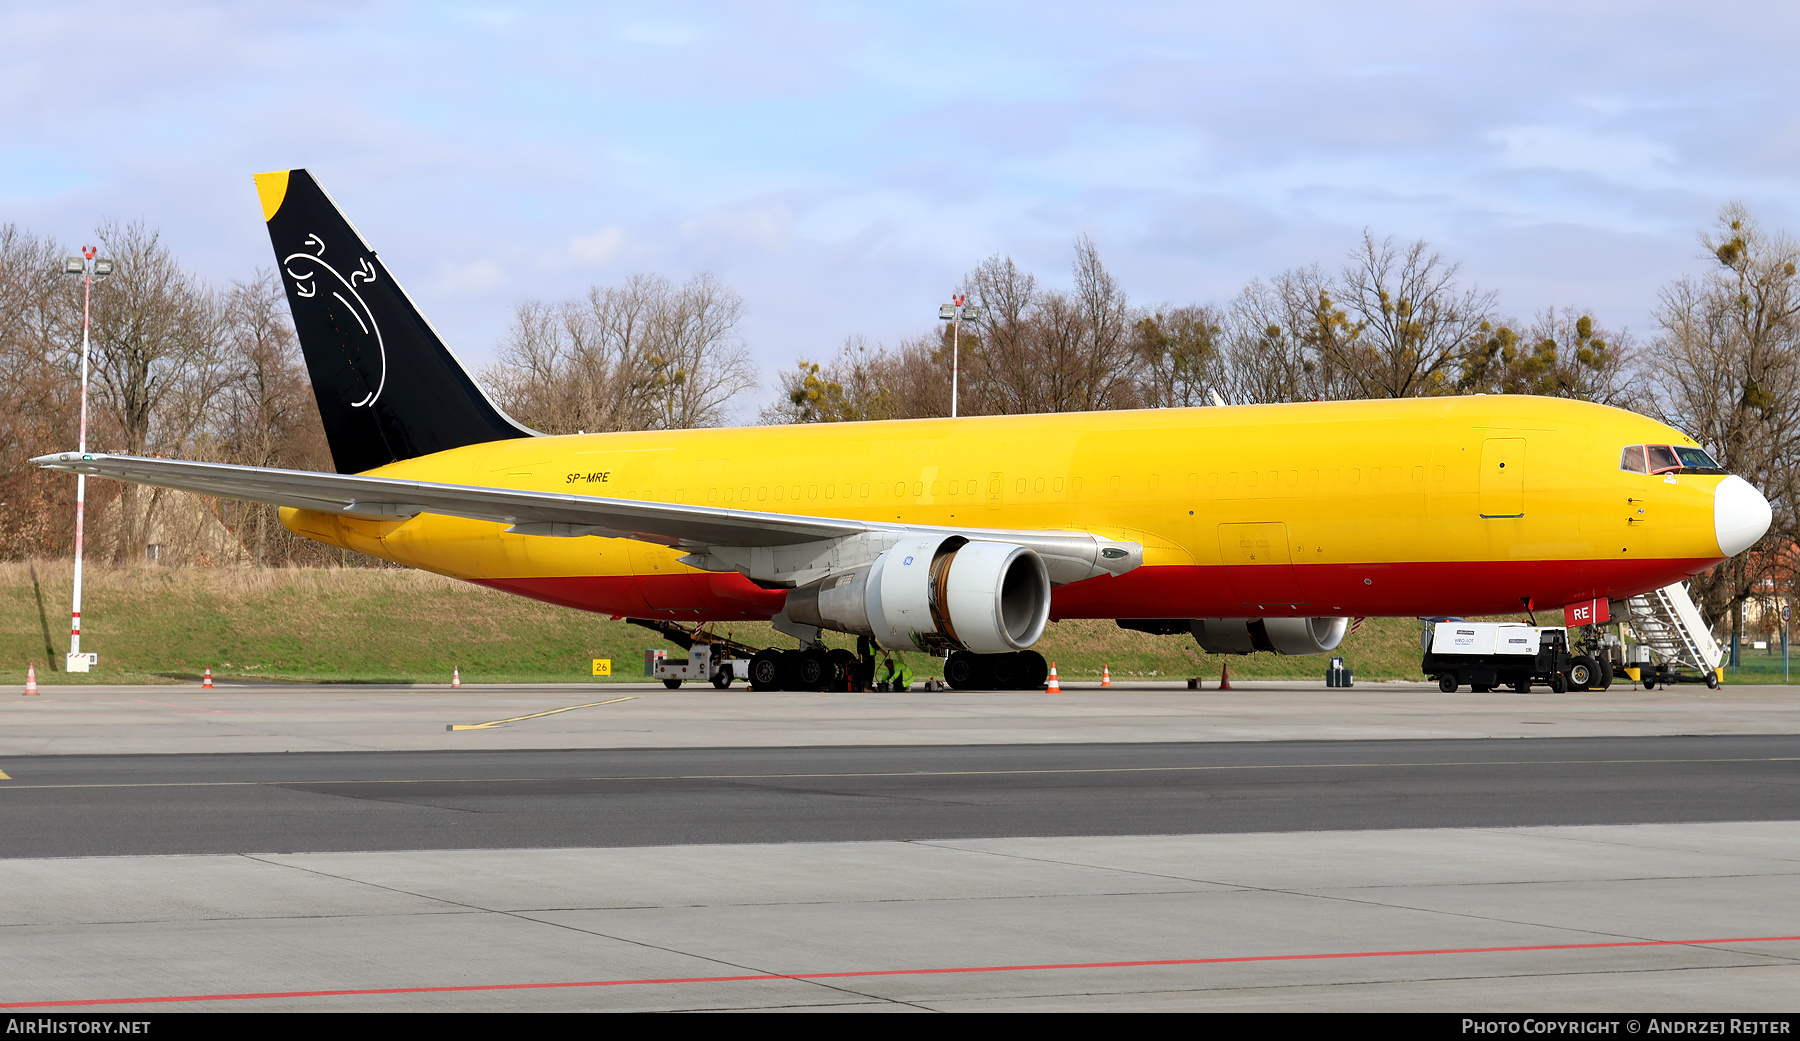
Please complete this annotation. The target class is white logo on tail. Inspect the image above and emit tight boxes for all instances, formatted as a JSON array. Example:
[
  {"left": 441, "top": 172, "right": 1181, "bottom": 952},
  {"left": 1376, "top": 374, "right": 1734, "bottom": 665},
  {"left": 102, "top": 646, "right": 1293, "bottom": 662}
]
[{"left": 283, "top": 235, "right": 387, "bottom": 408}]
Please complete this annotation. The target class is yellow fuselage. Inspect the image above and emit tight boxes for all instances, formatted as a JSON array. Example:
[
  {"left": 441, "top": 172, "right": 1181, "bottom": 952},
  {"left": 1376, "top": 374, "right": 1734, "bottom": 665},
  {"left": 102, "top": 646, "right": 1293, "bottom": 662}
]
[{"left": 282, "top": 395, "right": 1727, "bottom": 621}]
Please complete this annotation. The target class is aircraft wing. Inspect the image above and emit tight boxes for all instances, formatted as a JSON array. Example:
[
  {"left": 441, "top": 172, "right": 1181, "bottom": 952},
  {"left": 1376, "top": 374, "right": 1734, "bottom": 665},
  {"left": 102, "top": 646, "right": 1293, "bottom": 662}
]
[{"left": 32, "top": 452, "right": 1141, "bottom": 585}]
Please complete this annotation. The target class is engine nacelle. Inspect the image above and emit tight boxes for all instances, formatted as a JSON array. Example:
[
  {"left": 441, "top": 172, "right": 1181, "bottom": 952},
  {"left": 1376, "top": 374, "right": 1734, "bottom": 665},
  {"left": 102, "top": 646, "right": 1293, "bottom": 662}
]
[
  {"left": 1190, "top": 616, "right": 1349, "bottom": 656},
  {"left": 784, "top": 536, "right": 1051, "bottom": 654}
]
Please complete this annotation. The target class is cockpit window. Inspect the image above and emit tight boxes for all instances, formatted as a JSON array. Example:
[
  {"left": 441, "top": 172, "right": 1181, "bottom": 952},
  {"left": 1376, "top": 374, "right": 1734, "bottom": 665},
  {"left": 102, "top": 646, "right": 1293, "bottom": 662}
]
[
  {"left": 1676, "top": 446, "right": 1720, "bottom": 469},
  {"left": 1620, "top": 443, "right": 1728, "bottom": 475}
]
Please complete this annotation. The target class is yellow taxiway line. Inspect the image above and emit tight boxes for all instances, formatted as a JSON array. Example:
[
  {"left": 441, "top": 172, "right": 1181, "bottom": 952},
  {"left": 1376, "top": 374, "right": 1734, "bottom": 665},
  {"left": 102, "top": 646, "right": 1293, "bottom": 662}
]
[{"left": 448, "top": 696, "right": 637, "bottom": 731}]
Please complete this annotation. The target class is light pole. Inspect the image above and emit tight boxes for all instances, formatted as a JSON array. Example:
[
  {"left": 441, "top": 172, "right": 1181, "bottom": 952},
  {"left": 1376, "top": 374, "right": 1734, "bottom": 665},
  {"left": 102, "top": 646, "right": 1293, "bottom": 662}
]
[
  {"left": 938, "top": 295, "right": 980, "bottom": 419},
  {"left": 60, "top": 247, "right": 111, "bottom": 673}
]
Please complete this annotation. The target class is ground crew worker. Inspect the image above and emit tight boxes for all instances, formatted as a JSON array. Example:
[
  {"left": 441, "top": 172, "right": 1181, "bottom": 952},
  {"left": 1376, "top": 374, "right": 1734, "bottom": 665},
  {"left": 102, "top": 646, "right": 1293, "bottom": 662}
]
[
  {"left": 893, "top": 658, "right": 913, "bottom": 693},
  {"left": 878, "top": 656, "right": 896, "bottom": 692}
]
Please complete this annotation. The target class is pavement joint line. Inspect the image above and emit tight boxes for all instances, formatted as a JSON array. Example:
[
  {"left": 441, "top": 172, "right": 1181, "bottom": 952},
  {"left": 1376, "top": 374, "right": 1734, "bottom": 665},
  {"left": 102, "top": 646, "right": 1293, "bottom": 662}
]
[
  {"left": 1512, "top": 828, "right": 1800, "bottom": 865},
  {"left": 6, "top": 934, "right": 1798, "bottom": 1009},
  {"left": 0, "top": 755, "right": 1793, "bottom": 791},
  {"left": 930, "top": 960, "right": 1800, "bottom": 1007},
  {"left": 239, "top": 852, "right": 917, "bottom": 1008},
  {"left": 449, "top": 696, "right": 638, "bottom": 731}
]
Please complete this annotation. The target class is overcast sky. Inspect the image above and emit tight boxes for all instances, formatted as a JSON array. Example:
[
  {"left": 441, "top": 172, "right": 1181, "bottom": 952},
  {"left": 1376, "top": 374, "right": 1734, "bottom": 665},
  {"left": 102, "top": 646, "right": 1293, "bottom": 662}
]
[{"left": 6, "top": 2, "right": 1798, "bottom": 419}]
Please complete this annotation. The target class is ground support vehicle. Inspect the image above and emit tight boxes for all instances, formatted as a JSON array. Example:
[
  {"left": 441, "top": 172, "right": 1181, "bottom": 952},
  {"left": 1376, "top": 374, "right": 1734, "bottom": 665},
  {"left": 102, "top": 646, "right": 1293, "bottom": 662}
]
[
  {"left": 630, "top": 618, "right": 873, "bottom": 692},
  {"left": 1422, "top": 622, "right": 1609, "bottom": 693},
  {"left": 649, "top": 643, "right": 752, "bottom": 690},
  {"left": 1615, "top": 582, "right": 1725, "bottom": 689},
  {"left": 630, "top": 618, "right": 757, "bottom": 689}
]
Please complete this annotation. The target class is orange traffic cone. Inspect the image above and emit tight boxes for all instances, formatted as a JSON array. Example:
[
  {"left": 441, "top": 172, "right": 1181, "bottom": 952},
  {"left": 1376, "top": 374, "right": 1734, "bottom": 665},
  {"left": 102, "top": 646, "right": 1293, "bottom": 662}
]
[
  {"left": 452, "top": 667, "right": 461, "bottom": 688},
  {"left": 1219, "top": 663, "right": 1232, "bottom": 690},
  {"left": 1101, "top": 665, "right": 1112, "bottom": 688},
  {"left": 24, "top": 664, "right": 37, "bottom": 696},
  {"left": 202, "top": 668, "right": 213, "bottom": 690},
  {"left": 1046, "top": 662, "right": 1061, "bottom": 693}
]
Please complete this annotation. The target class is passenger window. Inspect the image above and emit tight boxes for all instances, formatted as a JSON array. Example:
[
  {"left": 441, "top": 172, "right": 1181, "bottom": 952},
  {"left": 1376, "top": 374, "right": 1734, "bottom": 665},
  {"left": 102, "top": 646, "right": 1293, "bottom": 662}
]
[
  {"left": 1620, "top": 446, "right": 1646, "bottom": 474},
  {"left": 1646, "top": 445, "right": 1680, "bottom": 473}
]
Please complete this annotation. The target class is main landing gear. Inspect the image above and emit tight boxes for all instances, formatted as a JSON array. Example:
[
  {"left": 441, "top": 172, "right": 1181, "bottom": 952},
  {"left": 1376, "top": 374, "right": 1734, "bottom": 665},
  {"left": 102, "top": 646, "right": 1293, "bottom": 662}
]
[
  {"left": 944, "top": 650, "right": 1049, "bottom": 690},
  {"left": 745, "top": 647, "right": 867, "bottom": 692}
]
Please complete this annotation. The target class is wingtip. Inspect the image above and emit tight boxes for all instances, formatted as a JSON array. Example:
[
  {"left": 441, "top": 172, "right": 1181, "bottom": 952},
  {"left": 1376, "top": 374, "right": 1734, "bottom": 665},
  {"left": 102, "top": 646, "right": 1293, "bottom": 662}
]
[{"left": 253, "top": 170, "right": 292, "bottom": 222}]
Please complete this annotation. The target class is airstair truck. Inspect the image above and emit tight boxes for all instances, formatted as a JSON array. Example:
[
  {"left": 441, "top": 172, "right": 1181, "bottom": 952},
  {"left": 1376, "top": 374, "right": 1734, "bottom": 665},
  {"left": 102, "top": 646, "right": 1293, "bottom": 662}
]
[{"left": 1423, "top": 622, "right": 1604, "bottom": 693}]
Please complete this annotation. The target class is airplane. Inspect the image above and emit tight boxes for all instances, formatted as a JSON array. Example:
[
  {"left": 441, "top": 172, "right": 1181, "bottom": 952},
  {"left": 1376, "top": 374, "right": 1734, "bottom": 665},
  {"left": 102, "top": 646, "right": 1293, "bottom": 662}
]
[{"left": 34, "top": 169, "right": 1774, "bottom": 692}]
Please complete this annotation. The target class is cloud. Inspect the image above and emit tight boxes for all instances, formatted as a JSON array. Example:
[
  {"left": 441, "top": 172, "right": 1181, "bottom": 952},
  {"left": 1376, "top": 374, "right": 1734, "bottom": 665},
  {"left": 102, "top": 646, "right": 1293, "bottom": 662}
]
[
  {"left": 569, "top": 226, "right": 627, "bottom": 263},
  {"left": 1491, "top": 126, "right": 1677, "bottom": 181},
  {"left": 435, "top": 259, "right": 507, "bottom": 295}
]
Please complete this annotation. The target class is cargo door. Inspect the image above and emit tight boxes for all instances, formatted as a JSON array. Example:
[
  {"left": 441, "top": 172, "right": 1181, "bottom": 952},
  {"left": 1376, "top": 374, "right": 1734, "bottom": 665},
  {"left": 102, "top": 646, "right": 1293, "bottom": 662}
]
[
  {"left": 1479, "top": 438, "right": 1526, "bottom": 518},
  {"left": 1217, "top": 521, "right": 1308, "bottom": 606}
]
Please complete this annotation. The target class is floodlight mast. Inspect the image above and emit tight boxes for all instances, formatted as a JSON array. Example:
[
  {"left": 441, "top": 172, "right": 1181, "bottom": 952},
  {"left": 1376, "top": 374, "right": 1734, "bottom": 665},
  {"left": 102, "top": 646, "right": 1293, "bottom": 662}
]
[
  {"left": 61, "top": 246, "right": 108, "bottom": 673},
  {"left": 938, "top": 296, "right": 980, "bottom": 419}
]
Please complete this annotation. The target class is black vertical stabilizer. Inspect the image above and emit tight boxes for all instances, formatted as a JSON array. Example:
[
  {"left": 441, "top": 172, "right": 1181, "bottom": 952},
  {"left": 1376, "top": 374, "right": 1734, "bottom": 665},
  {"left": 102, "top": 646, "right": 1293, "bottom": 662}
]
[{"left": 254, "top": 168, "right": 534, "bottom": 474}]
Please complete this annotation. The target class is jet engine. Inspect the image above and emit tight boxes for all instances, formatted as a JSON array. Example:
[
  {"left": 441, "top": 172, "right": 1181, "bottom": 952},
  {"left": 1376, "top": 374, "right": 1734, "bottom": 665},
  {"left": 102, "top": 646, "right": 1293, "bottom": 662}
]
[
  {"left": 784, "top": 535, "right": 1051, "bottom": 654},
  {"left": 1189, "top": 616, "right": 1348, "bottom": 656}
]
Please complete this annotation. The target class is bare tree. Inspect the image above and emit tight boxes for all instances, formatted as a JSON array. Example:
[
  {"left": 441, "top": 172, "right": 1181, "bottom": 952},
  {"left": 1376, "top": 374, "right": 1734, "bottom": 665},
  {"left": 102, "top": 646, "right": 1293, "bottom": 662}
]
[
  {"left": 0, "top": 224, "right": 79, "bottom": 559},
  {"left": 1133, "top": 304, "right": 1224, "bottom": 408},
  {"left": 208, "top": 271, "right": 331, "bottom": 564},
  {"left": 1219, "top": 268, "right": 1358, "bottom": 403},
  {"left": 1649, "top": 204, "right": 1800, "bottom": 626},
  {"left": 82, "top": 222, "right": 232, "bottom": 563},
  {"left": 486, "top": 273, "right": 756, "bottom": 434},
  {"left": 1457, "top": 308, "right": 1635, "bottom": 404},
  {"left": 1331, "top": 232, "right": 1497, "bottom": 398}
]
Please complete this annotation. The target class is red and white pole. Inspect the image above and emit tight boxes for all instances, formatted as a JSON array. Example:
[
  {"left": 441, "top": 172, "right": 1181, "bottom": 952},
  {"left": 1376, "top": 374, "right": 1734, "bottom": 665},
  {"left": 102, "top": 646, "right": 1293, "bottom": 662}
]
[
  {"left": 950, "top": 294, "right": 962, "bottom": 420},
  {"left": 68, "top": 247, "right": 95, "bottom": 674}
]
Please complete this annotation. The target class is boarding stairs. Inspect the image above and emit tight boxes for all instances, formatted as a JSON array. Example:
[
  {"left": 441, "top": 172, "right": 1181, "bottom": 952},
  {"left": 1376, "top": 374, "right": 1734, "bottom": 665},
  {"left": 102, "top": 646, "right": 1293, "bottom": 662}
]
[{"left": 1620, "top": 581, "right": 1724, "bottom": 680}]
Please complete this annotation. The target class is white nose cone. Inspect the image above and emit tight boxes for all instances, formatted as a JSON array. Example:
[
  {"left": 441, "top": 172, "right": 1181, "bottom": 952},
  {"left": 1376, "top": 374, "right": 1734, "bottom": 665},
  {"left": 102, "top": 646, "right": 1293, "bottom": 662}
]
[{"left": 1715, "top": 475, "right": 1772, "bottom": 557}]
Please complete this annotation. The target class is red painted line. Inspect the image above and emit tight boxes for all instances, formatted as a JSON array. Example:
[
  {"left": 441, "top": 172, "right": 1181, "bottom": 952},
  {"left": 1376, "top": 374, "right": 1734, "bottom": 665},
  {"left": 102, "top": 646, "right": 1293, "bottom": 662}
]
[{"left": 5, "top": 934, "right": 1796, "bottom": 1008}]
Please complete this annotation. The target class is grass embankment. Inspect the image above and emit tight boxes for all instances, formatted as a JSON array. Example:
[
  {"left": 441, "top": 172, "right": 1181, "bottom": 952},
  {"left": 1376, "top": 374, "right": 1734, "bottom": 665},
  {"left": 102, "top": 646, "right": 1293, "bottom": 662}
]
[{"left": 0, "top": 561, "right": 1638, "bottom": 685}]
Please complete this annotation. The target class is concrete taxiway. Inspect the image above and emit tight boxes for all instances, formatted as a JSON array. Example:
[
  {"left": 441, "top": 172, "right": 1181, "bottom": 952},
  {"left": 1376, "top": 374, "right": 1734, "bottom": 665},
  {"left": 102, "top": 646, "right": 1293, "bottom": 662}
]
[
  {"left": 1, "top": 681, "right": 1796, "bottom": 1011},
  {"left": 4, "top": 679, "right": 1800, "bottom": 753}
]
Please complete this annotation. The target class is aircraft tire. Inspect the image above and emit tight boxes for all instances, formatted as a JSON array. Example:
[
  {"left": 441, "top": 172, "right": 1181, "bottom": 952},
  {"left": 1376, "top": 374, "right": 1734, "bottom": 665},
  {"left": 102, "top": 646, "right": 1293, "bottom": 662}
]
[
  {"left": 1018, "top": 650, "right": 1048, "bottom": 689},
  {"left": 1569, "top": 656, "right": 1597, "bottom": 691},
  {"left": 777, "top": 649, "right": 806, "bottom": 691},
  {"left": 989, "top": 653, "right": 1020, "bottom": 689},
  {"left": 827, "top": 649, "right": 859, "bottom": 691},
  {"left": 800, "top": 649, "right": 831, "bottom": 691},
  {"left": 749, "top": 650, "right": 782, "bottom": 691},
  {"left": 1438, "top": 674, "right": 1457, "bottom": 693},
  {"left": 945, "top": 652, "right": 979, "bottom": 689}
]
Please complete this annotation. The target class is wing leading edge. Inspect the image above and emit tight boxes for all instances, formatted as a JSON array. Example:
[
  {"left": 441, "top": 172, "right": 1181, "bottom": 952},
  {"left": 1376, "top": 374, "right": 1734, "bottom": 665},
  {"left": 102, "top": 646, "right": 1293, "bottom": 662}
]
[{"left": 32, "top": 452, "right": 1142, "bottom": 587}]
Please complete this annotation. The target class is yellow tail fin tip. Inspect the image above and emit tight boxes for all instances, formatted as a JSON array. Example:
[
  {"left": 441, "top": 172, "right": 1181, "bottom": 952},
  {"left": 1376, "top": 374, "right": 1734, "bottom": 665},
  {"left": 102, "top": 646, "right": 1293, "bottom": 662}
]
[{"left": 253, "top": 170, "right": 291, "bottom": 222}]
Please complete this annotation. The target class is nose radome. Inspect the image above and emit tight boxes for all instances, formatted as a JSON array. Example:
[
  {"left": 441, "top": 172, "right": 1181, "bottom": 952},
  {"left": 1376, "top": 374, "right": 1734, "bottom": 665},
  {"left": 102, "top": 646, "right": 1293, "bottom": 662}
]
[{"left": 1715, "top": 475, "right": 1772, "bottom": 557}]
